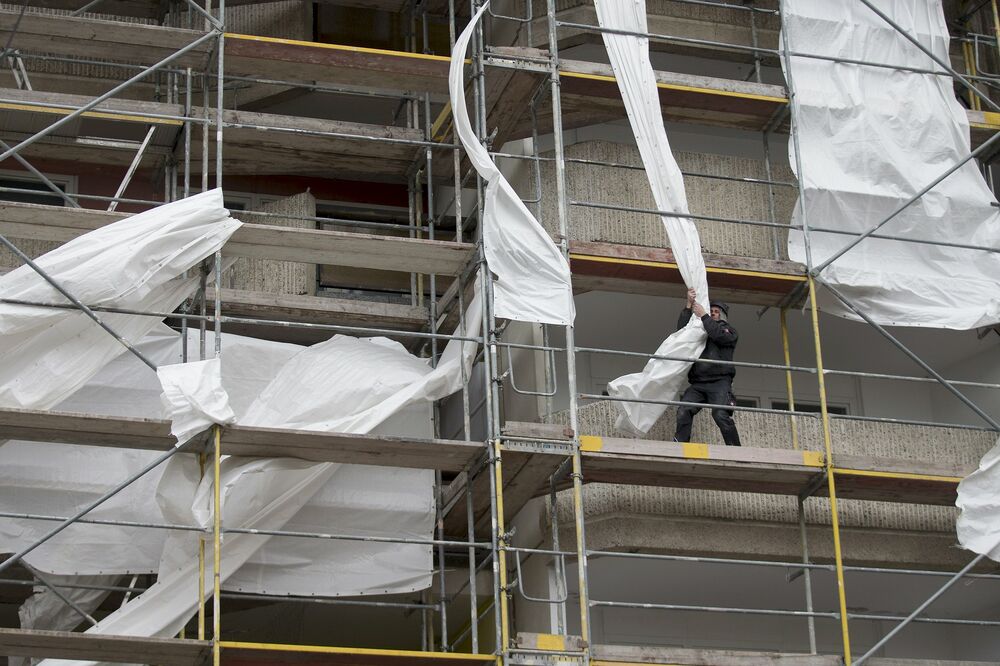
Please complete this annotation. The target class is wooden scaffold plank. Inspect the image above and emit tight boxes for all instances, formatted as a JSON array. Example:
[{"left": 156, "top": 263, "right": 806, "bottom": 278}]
[
  {"left": 0, "top": 201, "right": 475, "bottom": 276},
  {"left": 0, "top": 628, "right": 210, "bottom": 665}
]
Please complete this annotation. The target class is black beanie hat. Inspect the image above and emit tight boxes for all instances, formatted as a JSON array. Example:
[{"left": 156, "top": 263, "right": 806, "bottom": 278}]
[{"left": 710, "top": 301, "right": 730, "bottom": 317}]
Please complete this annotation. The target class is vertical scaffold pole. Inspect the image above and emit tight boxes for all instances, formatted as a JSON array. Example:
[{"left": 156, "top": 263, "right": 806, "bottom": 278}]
[
  {"left": 213, "top": 0, "right": 225, "bottom": 357},
  {"left": 797, "top": 498, "right": 816, "bottom": 654},
  {"left": 761, "top": 127, "right": 781, "bottom": 260},
  {"left": 780, "top": 308, "right": 798, "bottom": 450},
  {"left": 211, "top": 4, "right": 224, "bottom": 663},
  {"left": 198, "top": 451, "right": 206, "bottom": 641},
  {"left": 468, "top": 0, "right": 505, "bottom": 654},
  {"left": 492, "top": 438, "right": 510, "bottom": 652},
  {"left": 467, "top": 476, "right": 480, "bottom": 652},
  {"left": 212, "top": 425, "right": 223, "bottom": 666},
  {"left": 779, "top": 1, "right": 851, "bottom": 659},
  {"left": 807, "top": 277, "right": 852, "bottom": 665},
  {"left": 545, "top": 0, "right": 590, "bottom": 645},
  {"left": 184, "top": 67, "right": 192, "bottom": 198},
  {"left": 992, "top": 0, "right": 1000, "bottom": 63},
  {"left": 436, "top": 468, "right": 449, "bottom": 651}
]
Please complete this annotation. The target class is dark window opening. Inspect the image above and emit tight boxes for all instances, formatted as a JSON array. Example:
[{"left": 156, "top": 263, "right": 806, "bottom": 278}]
[
  {"left": 0, "top": 178, "right": 68, "bottom": 206},
  {"left": 771, "top": 399, "right": 848, "bottom": 415}
]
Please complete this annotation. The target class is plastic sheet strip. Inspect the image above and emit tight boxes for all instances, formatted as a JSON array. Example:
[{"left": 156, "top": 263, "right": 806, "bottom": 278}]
[{"left": 596, "top": 0, "right": 710, "bottom": 434}]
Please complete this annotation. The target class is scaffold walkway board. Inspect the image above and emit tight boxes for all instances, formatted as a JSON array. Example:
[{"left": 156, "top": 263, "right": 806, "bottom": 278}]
[
  {"left": 0, "top": 201, "right": 475, "bottom": 276},
  {"left": 220, "top": 642, "right": 499, "bottom": 666},
  {"left": 591, "top": 643, "right": 999, "bottom": 666},
  {"left": 0, "top": 628, "right": 210, "bottom": 665},
  {"left": 441, "top": 437, "right": 571, "bottom": 539},
  {"left": 579, "top": 436, "right": 967, "bottom": 506},
  {"left": 0, "top": 631, "right": 502, "bottom": 666},
  {"left": 3, "top": 9, "right": 997, "bottom": 143},
  {"left": 0, "top": 406, "right": 965, "bottom": 506},
  {"left": 0, "top": 408, "right": 484, "bottom": 471},
  {"left": 530, "top": 58, "right": 787, "bottom": 134},
  {"left": 206, "top": 288, "right": 429, "bottom": 339},
  {"left": 569, "top": 240, "right": 807, "bottom": 306},
  {"left": 0, "top": 87, "right": 425, "bottom": 179},
  {"left": 0, "top": 283, "right": 428, "bottom": 342},
  {"left": 30, "top": 0, "right": 427, "bottom": 18}
]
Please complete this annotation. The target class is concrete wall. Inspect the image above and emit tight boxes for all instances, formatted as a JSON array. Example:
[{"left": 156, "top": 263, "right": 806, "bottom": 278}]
[
  {"left": 0, "top": 2, "right": 311, "bottom": 100},
  {"left": 225, "top": 191, "right": 317, "bottom": 295},
  {"left": 522, "top": 140, "right": 795, "bottom": 260},
  {"left": 543, "top": 399, "right": 989, "bottom": 563},
  {"left": 931, "top": 335, "right": 1000, "bottom": 429}
]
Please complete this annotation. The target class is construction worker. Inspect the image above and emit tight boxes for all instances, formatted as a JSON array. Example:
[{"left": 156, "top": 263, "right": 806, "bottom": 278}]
[{"left": 673, "top": 288, "right": 742, "bottom": 447}]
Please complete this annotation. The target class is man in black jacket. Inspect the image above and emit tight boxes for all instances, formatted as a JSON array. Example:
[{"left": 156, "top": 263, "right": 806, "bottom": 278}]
[{"left": 674, "top": 288, "right": 741, "bottom": 446}]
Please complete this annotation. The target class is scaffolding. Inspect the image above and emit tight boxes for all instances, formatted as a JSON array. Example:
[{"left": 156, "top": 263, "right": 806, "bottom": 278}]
[{"left": 0, "top": 0, "right": 999, "bottom": 665}]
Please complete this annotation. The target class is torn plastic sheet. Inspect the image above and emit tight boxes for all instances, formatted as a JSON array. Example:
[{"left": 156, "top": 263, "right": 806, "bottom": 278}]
[
  {"left": 0, "top": 323, "right": 454, "bottom": 585},
  {"left": 0, "top": 188, "right": 241, "bottom": 410},
  {"left": 449, "top": 3, "right": 575, "bottom": 326},
  {"left": 9, "top": 573, "right": 120, "bottom": 666},
  {"left": 19, "top": 573, "right": 118, "bottom": 634},
  {"left": 596, "top": 0, "right": 710, "bottom": 435},
  {"left": 35, "top": 288, "right": 483, "bottom": 662},
  {"left": 782, "top": 0, "right": 1000, "bottom": 329},
  {"left": 956, "top": 436, "right": 1000, "bottom": 562},
  {"left": 157, "top": 357, "right": 236, "bottom": 445}
]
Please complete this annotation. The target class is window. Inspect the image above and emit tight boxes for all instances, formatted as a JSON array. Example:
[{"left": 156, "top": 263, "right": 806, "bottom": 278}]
[
  {"left": 316, "top": 201, "right": 417, "bottom": 299},
  {"left": 0, "top": 176, "right": 71, "bottom": 206},
  {"left": 771, "top": 399, "right": 848, "bottom": 415},
  {"left": 223, "top": 193, "right": 253, "bottom": 211},
  {"left": 733, "top": 397, "right": 759, "bottom": 409}
]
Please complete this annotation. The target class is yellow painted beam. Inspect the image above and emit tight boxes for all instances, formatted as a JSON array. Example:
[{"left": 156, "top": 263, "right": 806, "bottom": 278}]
[
  {"left": 580, "top": 435, "right": 823, "bottom": 467},
  {"left": 218, "top": 641, "right": 499, "bottom": 661},
  {"left": 569, "top": 252, "right": 807, "bottom": 282},
  {"left": 681, "top": 442, "right": 710, "bottom": 459},
  {"left": 431, "top": 102, "right": 454, "bottom": 142},
  {"left": 593, "top": 661, "right": 685, "bottom": 666},
  {"left": 970, "top": 110, "right": 1000, "bottom": 130},
  {"left": 225, "top": 32, "right": 455, "bottom": 64},
  {"left": 533, "top": 634, "right": 567, "bottom": 651},
  {"left": 833, "top": 468, "right": 963, "bottom": 484},
  {"left": 559, "top": 69, "right": 788, "bottom": 104},
  {"left": 0, "top": 102, "right": 181, "bottom": 126}
]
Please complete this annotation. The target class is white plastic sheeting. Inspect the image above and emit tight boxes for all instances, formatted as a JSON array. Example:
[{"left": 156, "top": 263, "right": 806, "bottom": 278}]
[
  {"left": 157, "top": 357, "right": 236, "bottom": 444},
  {"left": 11, "top": 573, "right": 119, "bottom": 666},
  {"left": 956, "top": 436, "right": 1000, "bottom": 562},
  {"left": 38, "top": 289, "right": 482, "bottom": 662},
  {"left": 0, "top": 189, "right": 241, "bottom": 410},
  {"left": 782, "top": 0, "right": 1000, "bottom": 329},
  {"left": 0, "top": 329, "right": 194, "bottom": 577},
  {"left": 0, "top": 197, "right": 484, "bottom": 654},
  {"left": 596, "top": 0, "right": 710, "bottom": 435},
  {"left": 449, "top": 3, "right": 575, "bottom": 326}
]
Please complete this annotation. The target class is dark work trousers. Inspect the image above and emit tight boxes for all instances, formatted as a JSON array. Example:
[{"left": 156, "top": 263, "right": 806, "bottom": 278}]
[{"left": 674, "top": 379, "right": 742, "bottom": 446}]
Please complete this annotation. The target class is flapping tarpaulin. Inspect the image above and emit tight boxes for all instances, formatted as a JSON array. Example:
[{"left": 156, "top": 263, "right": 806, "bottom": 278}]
[
  {"left": 781, "top": 0, "right": 1000, "bottom": 563},
  {"left": 449, "top": 2, "right": 575, "bottom": 326},
  {"left": 956, "top": 436, "right": 1000, "bottom": 562},
  {"left": 597, "top": 0, "right": 710, "bottom": 435},
  {"left": 0, "top": 193, "right": 483, "bottom": 657},
  {"left": 34, "top": 288, "right": 482, "bottom": 664},
  {"left": 157, "top": 357, "right": 236, "bottom": 444},
  {"left": 782, "top": 0, "right": 1000, "bottom": 329},
  {"left": 0, "top": 188, "right": 241, "bottom": 410}
]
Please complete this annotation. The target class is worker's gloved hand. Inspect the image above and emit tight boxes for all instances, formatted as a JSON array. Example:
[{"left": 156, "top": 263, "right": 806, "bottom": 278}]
[
  {"left": 692, "top": 301, "right": 707, "bottom": 318},
  {"left": 686, "top": 288, "right": 696, "bottom": 308}
]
